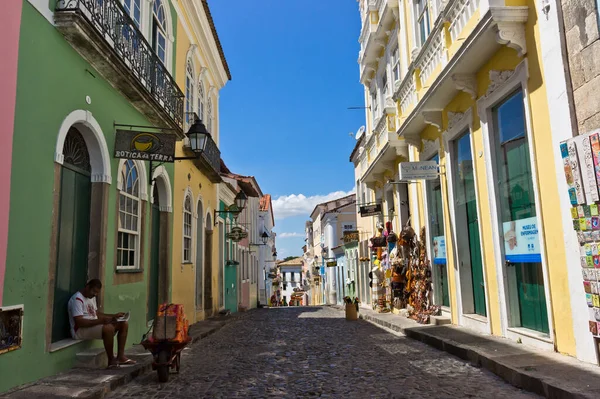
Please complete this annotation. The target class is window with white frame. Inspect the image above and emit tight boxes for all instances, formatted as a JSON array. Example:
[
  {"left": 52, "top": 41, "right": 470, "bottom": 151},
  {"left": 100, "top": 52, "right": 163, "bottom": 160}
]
[
  {"left": 392, "top": 47, "right": 401, "bottom": 83},
  {"left": 183, "top": 194, "right": 192, "bottom": 262},
  {"left": 371, "top": 88, "right": 378, "bottom": 122},
  {"left": 123, "top": 0, "right": 141, "bottom": 27},
  {"left": 415, "top": 0, "right": 431, "bottom": 47},
  {"left": 207, "top": 98, "right": 213, "bottom": 133},
  {"left": 381, "top": 71, "right": 388, "bottom": 111},
  {"left": 118, "top": 160, "right": 141, "bottom": 270},
  {"left": 198, "top": 81, "right": 205, "bottom": 122},
  {"left": 152, "top": 0, "right": 167, "bottom": 63},
  {"left": 185, "top": 60, "right": 195, "bottom": 128}
]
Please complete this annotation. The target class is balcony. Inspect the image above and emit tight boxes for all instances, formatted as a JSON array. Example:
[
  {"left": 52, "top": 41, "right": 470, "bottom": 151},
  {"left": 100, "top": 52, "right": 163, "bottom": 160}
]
[
  {"left": 392, "top": 2, "right": 529, "bottom": 146},
  {"left": 192, "top": 134, "right": 221, "bottom": 183},
  {"left": 55, "top": 0, "right": 184, "bottom": 135}
]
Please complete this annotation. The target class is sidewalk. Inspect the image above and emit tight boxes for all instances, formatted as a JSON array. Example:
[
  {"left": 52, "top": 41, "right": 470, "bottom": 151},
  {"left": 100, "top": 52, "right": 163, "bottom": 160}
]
[
  {"left": 0, "top": 311, "right": 253, "bottom": 399},
  {"left": 333, "top": 305, "right": 600, "bottom": 399}
]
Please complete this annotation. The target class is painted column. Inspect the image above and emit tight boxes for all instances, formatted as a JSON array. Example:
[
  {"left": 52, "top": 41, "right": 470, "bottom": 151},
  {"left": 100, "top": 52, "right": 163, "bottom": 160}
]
[
  {"left": 0, "top": 0, "right": 22, "bottom": 306},
  {"left": 325, "top": 216, "right": 338, "bottom": 304},
  {"left": 538, "top": 2, "right": 595, "bottom": 362}
]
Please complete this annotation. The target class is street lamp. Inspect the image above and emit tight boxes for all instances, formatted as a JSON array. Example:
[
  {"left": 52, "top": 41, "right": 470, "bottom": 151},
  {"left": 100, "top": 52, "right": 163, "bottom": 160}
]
[
  {"left": 214, "top": 190, "right": 248, "bottom": 223},
  {"left": 250, "top": 231, "right": 270, "bottom": 247},
  {"left": 175, "top": 115, "right": 211, "bottom": 160}
]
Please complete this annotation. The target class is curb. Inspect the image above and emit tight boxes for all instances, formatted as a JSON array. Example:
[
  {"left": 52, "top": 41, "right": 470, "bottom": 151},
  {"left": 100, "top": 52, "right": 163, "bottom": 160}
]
[
  {"left": 354, "top": 310, "right": 595, "bottom": 399},
  {"left": 1, "top": 310, "right": 253, "bottom": 399}
]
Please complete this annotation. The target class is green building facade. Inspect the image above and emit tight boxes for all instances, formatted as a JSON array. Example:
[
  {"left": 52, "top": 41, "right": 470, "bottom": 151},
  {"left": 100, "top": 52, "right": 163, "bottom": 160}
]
[{"left": 0, "top": 0, "right": 182, "bottom": 391}]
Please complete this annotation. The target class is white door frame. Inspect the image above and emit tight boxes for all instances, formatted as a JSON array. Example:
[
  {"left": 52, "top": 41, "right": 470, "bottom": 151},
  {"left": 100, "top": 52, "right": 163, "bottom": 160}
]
[
  {"left": 442, "top": 108, "right": 492, "bottom": 334},
  {"left": 477, "top": 59, "right": 554, "bottom": 349}
]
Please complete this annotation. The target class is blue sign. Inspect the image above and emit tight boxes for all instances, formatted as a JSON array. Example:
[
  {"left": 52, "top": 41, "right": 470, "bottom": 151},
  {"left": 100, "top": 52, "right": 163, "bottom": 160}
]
[
  {"left": 433, "top": 236, "right": 446, "bottom": 265},
  {"left": 503, "top": 216, "right": 541, "bottom": 263}
]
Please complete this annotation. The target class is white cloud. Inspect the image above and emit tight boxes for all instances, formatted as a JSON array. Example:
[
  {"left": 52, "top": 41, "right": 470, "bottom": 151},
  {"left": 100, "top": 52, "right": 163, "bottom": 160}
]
[
  {"left": 272, "top": 188, "right": 355, "bottom": 220},
  {"left": 278, "top": 232, "right": 304, "bottom": 238}
]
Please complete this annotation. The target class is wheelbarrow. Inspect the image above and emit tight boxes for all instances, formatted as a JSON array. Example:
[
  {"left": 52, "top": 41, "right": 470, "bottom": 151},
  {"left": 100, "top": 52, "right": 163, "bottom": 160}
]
[
  {"left": 141, "top": 336, "right": 191, "bottom": 382},
  {"left": 141, "top": 303, "right": 191, "bottom": 382}
]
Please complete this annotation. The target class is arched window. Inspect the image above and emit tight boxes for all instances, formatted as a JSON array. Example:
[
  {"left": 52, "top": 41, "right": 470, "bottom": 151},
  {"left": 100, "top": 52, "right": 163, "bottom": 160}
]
[
  {"left": 207, "top": 97, "right": 213, "bottom": 133},
  {"left": 118, "top": 160, "right": 141, "bottom": 269},
  {"left": 198, "top": 81, "right": 205, "bottom": 122},
  {"left": 185, "top": 60, "right": 195, "bottom": 127},
  {"left": 123, "top": 0, "right": 141, "bottom": 27},
  {"left": 152, "top": 0, "right": 167, "bottom": 63},
  {"left": 183, "top": 194, "right": 193, "bottom": 262}
]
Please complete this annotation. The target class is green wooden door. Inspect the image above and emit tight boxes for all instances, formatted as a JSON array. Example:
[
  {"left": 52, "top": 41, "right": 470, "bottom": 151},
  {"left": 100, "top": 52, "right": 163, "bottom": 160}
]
[
  {"left": 148, "top": 202, "right": 160, "bottom": 321},
  {"left": 466, "top": 198, "right": 486, "bottom": 316},
  {"left": 225, "top": 262, "right": 237, "bottom": 313},
  {"left": 516, "top": 263, "right": 549, "bottom": 333},
  {"left": 493, "top": 90, "right": 548, "bottom": 333},
  {"left": 455, "top": 132, "right": 486, "bottom": 317},
  {"left": 438, "top": 265, "right": 450, "bottom": 307},
  {"left": 52, "top": 165, "right": 91, "bottom": 342}
]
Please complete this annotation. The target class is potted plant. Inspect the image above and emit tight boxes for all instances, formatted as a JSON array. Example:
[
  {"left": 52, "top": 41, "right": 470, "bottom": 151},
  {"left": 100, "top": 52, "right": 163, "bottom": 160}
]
[{"left": 343, "top": 296, "right": 360, "bottom": 321}]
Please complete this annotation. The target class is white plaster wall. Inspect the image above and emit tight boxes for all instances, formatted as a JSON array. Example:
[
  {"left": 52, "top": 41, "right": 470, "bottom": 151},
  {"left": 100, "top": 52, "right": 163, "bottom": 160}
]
[{"left": 539, "top": 1, "right": 597, "bottom": 363}]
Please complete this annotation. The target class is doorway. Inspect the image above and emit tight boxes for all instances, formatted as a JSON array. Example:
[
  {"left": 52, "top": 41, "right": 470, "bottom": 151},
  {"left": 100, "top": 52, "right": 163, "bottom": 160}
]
[
  {"left": 204, "top": 213, "right": 213, "bottom": 313},
  {"left": 52, "top": 128, "right": 92, "bottom": 342},
  {"left": 195, "top": 201, "right": 204, "bottom": 310},
  {"left": 492, "top": 90, "right": 548, "bottom": 333},
  {"left": 452, "top": 131, "right": 486, "bottom": 317},
  {"left": 148, "top": 184, "right": 160, "bottom": 321}
]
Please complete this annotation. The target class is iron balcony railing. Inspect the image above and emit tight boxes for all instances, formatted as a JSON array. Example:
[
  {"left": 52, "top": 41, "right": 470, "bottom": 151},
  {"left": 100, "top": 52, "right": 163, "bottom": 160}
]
[
  {"left": 198, "top": 133, "right": 221, "bottom": 182},
  {"left": 56, "top": 0, "right": 184, "bottom": 130}
]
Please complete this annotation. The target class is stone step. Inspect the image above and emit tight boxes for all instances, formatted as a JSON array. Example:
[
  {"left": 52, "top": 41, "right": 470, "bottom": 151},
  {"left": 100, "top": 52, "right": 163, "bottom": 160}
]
[
  {"left": 75, "top": 348, "right": 107, "bottom": 369},
  {"left": 430, "top": 315, "right": 451, "bottom": 325}
]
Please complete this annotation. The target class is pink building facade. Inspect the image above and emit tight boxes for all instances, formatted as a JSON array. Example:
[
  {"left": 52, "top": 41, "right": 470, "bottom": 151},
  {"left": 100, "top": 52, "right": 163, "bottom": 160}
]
[{"left": 0, "top": 0, "right": 22, "bottom": 305}]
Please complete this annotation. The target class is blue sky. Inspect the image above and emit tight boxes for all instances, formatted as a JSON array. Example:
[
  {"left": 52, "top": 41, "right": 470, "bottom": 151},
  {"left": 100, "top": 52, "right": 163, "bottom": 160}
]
[{"left": 210, "top": 1, "right": 364, "bottom": 258}]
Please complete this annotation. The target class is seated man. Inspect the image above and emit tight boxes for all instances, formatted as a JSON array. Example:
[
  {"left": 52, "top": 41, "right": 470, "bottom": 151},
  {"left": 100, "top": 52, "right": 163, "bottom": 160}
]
[{"left": 68, "top": 279, "right": 136, "bottom": 369}]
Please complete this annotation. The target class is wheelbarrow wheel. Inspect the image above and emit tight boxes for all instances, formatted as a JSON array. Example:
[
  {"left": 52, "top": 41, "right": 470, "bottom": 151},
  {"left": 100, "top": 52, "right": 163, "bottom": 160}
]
[{"left": 157, "top": 349, "right": 170, "bottom": 383}]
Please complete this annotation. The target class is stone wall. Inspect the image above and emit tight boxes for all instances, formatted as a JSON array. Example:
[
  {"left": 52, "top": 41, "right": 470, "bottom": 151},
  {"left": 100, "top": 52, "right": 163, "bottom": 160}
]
[{"left": 563, "top": 0, "right": 600, "bottom": 133}]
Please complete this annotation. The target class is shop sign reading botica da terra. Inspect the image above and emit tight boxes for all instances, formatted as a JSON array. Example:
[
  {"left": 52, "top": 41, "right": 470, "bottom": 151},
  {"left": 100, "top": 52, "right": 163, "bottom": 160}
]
[{"left": 114, "top": 130, "right": 176, "bottom": 162}]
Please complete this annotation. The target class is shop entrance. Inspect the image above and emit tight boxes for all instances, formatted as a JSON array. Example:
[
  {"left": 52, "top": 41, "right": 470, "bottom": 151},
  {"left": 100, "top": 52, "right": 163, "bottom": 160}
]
[
  {"left": 148, "top": 185, "right": 160, "bottom": 321},
  {"left": 426, "top": 153, "right": 449, "bottom": 307},
  {"left": 452, "top": 131, "right": 486, "bottom": 317},
  {"left": 195, "top": 201, "right": 204, "bottom": 310},
  {"left": 52, "top": 128, "right": 92, "bottom": 342},
  {"left": 492, "top": 90, "right": 548, "bottom": 334}
]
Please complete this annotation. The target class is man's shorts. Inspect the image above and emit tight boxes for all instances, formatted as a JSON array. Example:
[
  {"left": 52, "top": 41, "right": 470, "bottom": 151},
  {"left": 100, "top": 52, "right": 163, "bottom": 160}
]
[{"left": 75, "top": 324, "right": 118, "bottom": 340}]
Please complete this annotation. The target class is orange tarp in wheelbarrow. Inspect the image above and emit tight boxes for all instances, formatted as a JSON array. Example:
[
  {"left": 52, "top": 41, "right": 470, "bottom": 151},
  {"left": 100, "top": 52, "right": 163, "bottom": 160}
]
[{"left": 150, "top": 303, "right": 189, "bottom": 343}]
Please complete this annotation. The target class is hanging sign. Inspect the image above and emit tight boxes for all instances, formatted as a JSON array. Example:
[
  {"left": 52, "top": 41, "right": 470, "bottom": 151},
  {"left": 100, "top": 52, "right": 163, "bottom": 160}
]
[
  {"left": 226, "top": 226, "right": 248, "bottom": 243},
  {"left": 503, "top": 216, "right": 541, "bottom": 263},
  {"left": 432, "top": 236, "right": 446, "bottom": 264},
  {"left": 359, "top": 203, "right": 382, "bottom": 217},
  {"left": 114, "top": 130, "right": 176, "bottom": 162},
  {"left": 342, "top": 230, "right": 359, "bottom": 244},
  {"left": 399, "top": 161, "right": 439, "bottom": 181},
  {"left": 326, "top": 261, "right": 337, "bottom": 267}
]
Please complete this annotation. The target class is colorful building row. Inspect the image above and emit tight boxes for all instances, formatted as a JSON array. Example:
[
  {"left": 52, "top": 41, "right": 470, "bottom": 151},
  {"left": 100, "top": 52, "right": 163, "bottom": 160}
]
[
  {"left": 350, "top": 0, "right": 600, "bottom": 365},
  {"left": 0, "top": 0, "right": 275, "bottom": 392}
]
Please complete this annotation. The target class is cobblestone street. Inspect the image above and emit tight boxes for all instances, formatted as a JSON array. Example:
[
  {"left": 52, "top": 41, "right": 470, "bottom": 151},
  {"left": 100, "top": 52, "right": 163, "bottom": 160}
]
[{"left": 109, "top": 307, "right": 539, "bottom": 398}]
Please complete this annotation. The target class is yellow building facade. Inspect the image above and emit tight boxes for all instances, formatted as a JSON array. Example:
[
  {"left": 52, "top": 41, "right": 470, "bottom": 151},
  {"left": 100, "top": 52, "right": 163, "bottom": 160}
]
[
  {"left": 170, "top": 0, "right": 230, "bottom": 322},
  {"left": 354, "top": 0, "right": 582, "bottom": 360}
]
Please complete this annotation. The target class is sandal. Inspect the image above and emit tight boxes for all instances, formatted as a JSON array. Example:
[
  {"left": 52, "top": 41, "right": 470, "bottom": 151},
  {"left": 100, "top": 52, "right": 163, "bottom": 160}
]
[{"left": 118, "top": 358, "right": 137, "bottom": 366}]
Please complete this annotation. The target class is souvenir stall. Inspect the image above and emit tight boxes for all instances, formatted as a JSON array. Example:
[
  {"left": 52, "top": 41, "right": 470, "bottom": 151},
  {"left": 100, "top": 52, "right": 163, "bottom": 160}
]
[
  {"left": 560, "top": 132, "right": 600, "bottom": 342},
  {"left": 369, "top": 219, "right": 440, "bottom": 323}
]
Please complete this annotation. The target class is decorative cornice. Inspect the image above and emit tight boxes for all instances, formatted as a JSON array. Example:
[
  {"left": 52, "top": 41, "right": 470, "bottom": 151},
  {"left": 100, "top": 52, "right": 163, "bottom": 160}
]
[
  {"left": 404, "top": 134, "right": 422, "bottom": 148},
  {"left": 486, "top": 69, "right": 515, "bottom": 96},
  {"left": 490, "top": 7, "right": 529, "bottom": 57},
  {"left": 421, "top": 139, "right": 438, "bottom": 156},
  {"left": 422, "top": 110, "right": 443, "bottom": 131},
  {"left": 451, "top": 74, "right": 477, "bottom": 99},
  {"left": 411, "top": 47, "right": 420, "bottom": 62},
  {"left": 447, "top": 111, "right": 465, "bottom": 131}
]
